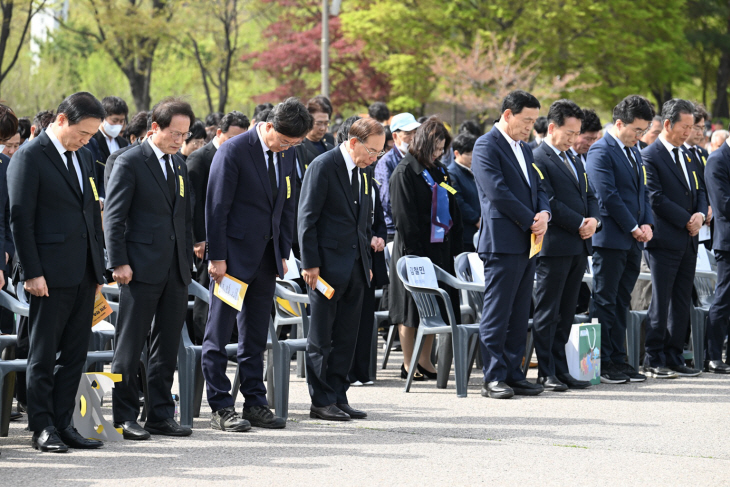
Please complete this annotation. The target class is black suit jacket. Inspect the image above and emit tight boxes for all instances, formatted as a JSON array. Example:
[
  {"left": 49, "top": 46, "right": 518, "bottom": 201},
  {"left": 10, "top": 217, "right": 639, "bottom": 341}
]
[
  {"left": 92, "top": 130, "right": 129, "bottom": 199},
  {"left": 104, "top": 139, "right": 139, "bottom": 193},
  {"left": 298, "top": 147, "right": 372, "bottom": 288},
  {"left": 706, "top": 142, "right": 730, "bottom": 251},
  {"left": 532, "top": 143, "right": 601, "bottom": 256},
  {"left": 293, "top": 138, "right": 335, "bottom": 250},
  {"left": 186, "top": 140, "right": 217, "bottom": 244},
  {"left": 368, "top": 171, "right": 389, "bottom": 287},
  {"left": 8, "top": 130, "right": 105, "bottom": 287},
  {"left": 104, "top": 139, "right": 193, "bottom": 285},
  {"left": 0, "top": 154, "right": 14, "bottom": 271}
]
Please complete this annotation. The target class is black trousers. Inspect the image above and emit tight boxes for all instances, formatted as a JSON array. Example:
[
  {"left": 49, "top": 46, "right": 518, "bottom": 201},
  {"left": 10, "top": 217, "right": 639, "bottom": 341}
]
[
  {"left": 111, "top": 253, "right": 188, "bottom": 423},
  {"left": 644, "top": 242, "right": 696, "bottom": 367},
  {"left": 707, "top": 250, "right": 730, "bottom": 360},
  {"left": 533, "top": 252, "right": 588, "bottom": 378},
  {"left": 591, "top": 245, "right": 642, "bottom": 366},
  {"left": 349, "top": 283, "right": 375, "bottom": 383},
  {"left": 26, "top": 255, "right": 96, "bottom": 433},
  {"left": 306, "top": 260, "right": 366, "bottom": 407}
]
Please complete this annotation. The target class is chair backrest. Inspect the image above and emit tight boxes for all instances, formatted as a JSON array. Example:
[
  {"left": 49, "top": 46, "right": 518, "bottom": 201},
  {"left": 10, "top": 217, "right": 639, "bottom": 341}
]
[
  {"left": 269, "top": 281, "right": 310, "bottom": 350},
  {"left": 453, "top": 252, "right": 484, "bottom": 320},
  {"left": 694, "top": 273, "right": 715, "bottom": 307},
  {"left": 0, "top": 290, "right": 29, "bottom": 318},
  {"left": 396, "top": 256, "right": 456, "bottom": 329}
]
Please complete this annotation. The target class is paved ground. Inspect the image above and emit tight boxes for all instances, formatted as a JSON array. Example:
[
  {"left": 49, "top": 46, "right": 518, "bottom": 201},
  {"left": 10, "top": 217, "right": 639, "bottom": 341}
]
[{"left": 2, "top": 348, "right": 730, "bottom": 486}]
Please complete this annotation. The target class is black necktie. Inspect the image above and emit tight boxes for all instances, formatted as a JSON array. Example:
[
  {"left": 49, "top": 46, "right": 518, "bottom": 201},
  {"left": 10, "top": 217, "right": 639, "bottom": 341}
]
[
  {"left": 267, "top": 150, "right": 278, "bottom": 202},
  {"left": 163, "top": 154, "right": 176, "bottom": 202},
  {"left": 560, "top": 151, "right": 578, "bottom": 182},
  {"left": 351, "top": 167, "right": 360, "bottom": 206},
  {"left": 672, "top": 148, "right": 688, "bottom": 188},
  {"left": 689, "top": 146, "right": 698, "bottom": 163},
  {"left": 623, "top": 147, "right": 639, "bottom": 182},
  {"left": 64, "top": 150, "right": 81, "bottom": 194}
]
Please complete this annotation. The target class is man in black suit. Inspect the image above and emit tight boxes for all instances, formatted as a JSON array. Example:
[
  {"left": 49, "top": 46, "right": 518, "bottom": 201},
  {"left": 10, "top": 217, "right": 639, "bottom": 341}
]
[
  {"left": 299, "top": 118, "right": 382, "bottom": 420},
  {"left": 8, "top": 92, "right": 106, "bottom": 452},
  {"left": 0, "top": 105, "right": 17, "bottom": 335},
  {"left": 641, "top": 99, "right": 708, "bottom": 378},
  {"left": 105, "top": 97, "right": 195, "bottom": 440},
  {"left": 685, "top": 105, "right": 713, "bottom": 248},
  {"left": 103, "top": 111, "right": 151, "bottom": 192},
  {"left": 527, "top": 116, "right": 547, "bottom": 149},
  {"left": 187, "top": 111, "right": 248, "bottom": 344},
  {"left": 532, "top": 100, "right": 601, "bottom": 391},
  {"left": 638, "top": 116, "right": 663, "bottom": 150},
  {"left": 203, "top": 98, "right": 311, "bottom": 432},
  {"left": 89, "top": 96, "right": 129, "bottom": 201}
]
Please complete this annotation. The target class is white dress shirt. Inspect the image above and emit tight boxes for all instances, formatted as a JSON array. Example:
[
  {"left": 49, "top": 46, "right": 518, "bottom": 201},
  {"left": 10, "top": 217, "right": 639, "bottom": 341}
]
[
  {"left": 256, "top": 122, "right": 279, "bottom": 186},
  {"left": 660, "top": 136, "right": 691, "bottom": 188},
  {"left": 47, "top": 126, "right": 83, "bottom": 193},
  {"left": 147, "top": 138, "right": 175, "bottom": 182},
  {"left": 496, "top": 125, "right": 530, "bottom": 186},
  {"left": 104, "top": 133, "right": 120, "bottom": 154},
  {"left": 340, "top": 143, "right": 360, "bottom": 197}
]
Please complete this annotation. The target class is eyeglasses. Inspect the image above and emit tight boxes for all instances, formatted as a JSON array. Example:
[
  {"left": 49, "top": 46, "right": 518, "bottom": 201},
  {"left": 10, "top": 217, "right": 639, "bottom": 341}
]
[
  {"left": 314, "top": 121, "right": 330, "bottom": 128},
  {"left": 275, "top": 133, "right": 303, "bottom": 148},
  {"left": 357, "top": 138, "right": 386, "bottom": 158},
  {"left": 692, "top": 124, "right": 704, "bottom": 132},
  {"left": 629, "top": 126, "right": 651, "bottom": 137},
  {"left": 168, "top": 130, "right": 193, "bottom": 140}
]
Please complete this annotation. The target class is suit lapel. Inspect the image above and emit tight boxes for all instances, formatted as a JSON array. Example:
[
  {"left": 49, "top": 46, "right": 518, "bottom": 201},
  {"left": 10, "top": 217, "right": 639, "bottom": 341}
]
[
  {"left": 142, "top": 141, "right": 173, "bottom": 208},
  {"left": 660, "top": 144, "right": 689, "bottom": 190},
  {"left": 334, "top": 148, "right": 357, "bottom": 217},
  {"left": 547, "top": 147, "right": 580, "bottom": 191},
  {"left": 607, "top": 136, "right": 638, "bottom": 189},
  {"left": 492, "top": 129, "right": 530, "bottom": 188},
  {"left": 40, "top": 133, "right": 82, "bottom": 201},
  {"left": 78, "top": 151, "right": 94, "bottom": 207},
  {"left": 249, "top": 128, "right": 275, "bottom": 207},
  {"left": 569, "top": 151, "right": 589, "bottom": 208}
]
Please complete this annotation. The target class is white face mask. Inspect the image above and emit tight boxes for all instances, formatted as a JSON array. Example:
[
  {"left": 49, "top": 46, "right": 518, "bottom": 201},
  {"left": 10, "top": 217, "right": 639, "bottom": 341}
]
[
  {"left": 103, "top": 120, "right": 123, "bottom": 138},
  {"left": 398, "top": 142, "right": 409, "bottom": 154}
]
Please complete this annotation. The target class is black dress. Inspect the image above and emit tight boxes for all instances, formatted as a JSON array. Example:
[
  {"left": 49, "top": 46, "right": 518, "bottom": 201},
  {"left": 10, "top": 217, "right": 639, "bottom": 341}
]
[{"left": 388, "top": 153, "right": 463, "bottom": 327}]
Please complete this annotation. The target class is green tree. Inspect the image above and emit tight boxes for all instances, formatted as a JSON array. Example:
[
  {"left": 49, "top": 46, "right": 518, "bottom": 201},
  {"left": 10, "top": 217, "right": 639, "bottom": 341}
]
[{"left": 0, "top": 0, "right": 47, "bottom": 94}]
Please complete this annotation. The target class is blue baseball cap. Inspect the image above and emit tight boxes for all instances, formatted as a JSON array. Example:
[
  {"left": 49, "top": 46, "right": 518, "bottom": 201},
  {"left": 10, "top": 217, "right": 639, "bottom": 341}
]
[{"left": 390, "top": 113, "right": 420, "bottom": 133}]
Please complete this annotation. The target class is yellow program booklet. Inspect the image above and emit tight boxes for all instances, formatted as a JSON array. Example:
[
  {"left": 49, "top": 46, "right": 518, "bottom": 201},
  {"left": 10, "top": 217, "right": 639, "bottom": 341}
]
[
  {"left": 530, "top": 233, "right": 543, "bottom": 259},
  {"left": 214, "top": 274, "right": 248, "bottom": 311}
]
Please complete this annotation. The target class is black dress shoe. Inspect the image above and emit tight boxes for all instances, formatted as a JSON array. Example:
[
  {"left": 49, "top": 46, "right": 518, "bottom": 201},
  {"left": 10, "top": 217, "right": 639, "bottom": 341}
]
[
  {"left": 506, "top": 379, "right": 544, "bottom": 396},
  {"left": 482, "top": 381, "right": 514, "bottom": 399},
  {"left": 536, "top": 376, "right": 568, "bottom": 392},
  {"left": 241, "top": 405, "right": 286, "bottom": 429},
  {"left": 58, "top": 425, "right": 103, "bottom": 449},
  {"left": 114, "top": 421, "right": 151, "bottom": 440},
  {"left": 417, "top": 364, "right": 438, "bottom": 380},
  {"left": 336, "top": 403, "right": 367, "bottom": 419},
  {"left": 556, "top": 374, "right": 592, "bottom": 389},
  {"left": 10, "top": 411, "right": 22, "bottom": 421},
  {"left": 705, "top": 360, "right": 730, "bottom": 374},
  {"left": 144, "top": 418, "right": 192, "bottom": 437},
  {"left": 310, "top": 404, "right": 350, "bottom": 421},
  {"left": 32, "top": 427, "right": 68, "bottom": 453},
  {"left": 401, "top": 364, "right": 425, "bottom": 381}
]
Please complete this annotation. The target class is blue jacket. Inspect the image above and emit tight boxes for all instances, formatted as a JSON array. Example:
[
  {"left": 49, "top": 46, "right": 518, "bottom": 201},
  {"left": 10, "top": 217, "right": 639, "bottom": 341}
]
[
  {"left": 705, "top": 142, "right": 730, "bottom": 252},
  {"left": 206, "top": 127, "right": 297, "bottom": 282},
  {"left": 373, "top": 146, "right": 404, "bottom": 235},
  {"left": 472, "top": 126, "right": 550, "bottom": 255},
  {"left": 447, "top": 161, "right": 480, "bottom": 247},
  {"left": 585, "top": 132, "right": 654, "bottom": 250}
]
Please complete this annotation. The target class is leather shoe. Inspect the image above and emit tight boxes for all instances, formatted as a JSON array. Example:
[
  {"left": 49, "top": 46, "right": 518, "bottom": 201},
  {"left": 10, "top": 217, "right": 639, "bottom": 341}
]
[
  {"left": 336, "top": 403, "right": 367, "bottom": 419},
  {"left": 114, "top": 421, "right": 151, "bottom": 440},
  {"left": 310, "top": 404, "right": 350, "bottom": 421},
  {"left": 58, "top": 425, "right": 103, "bottom": 449},
  {"left": 506, "top": 379, "right": 544, "bottom": 396},
  {"left": 10, "top": 411, "right": 22, "bottom": 421},
  {"left": 32, "top": 426, "right": 68, "bottom": 453},
  {"left": 536, "top": 376, "right": 568, "bottom": 392},
  {"left": 481, "top": 381, "right": 514, "bottom": 399},
  {"left": 557, "top": 374, "right": 592, "bottom": 389},
  {"left": 705, "top": 360, "right": 730, "bottom": 374},
  {"left": 144, "top": 418, "right": 192, "bottom": 437}
]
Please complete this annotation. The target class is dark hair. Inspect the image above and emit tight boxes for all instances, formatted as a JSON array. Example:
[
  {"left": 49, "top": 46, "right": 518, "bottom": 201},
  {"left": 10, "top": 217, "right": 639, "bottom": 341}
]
[
  {"left": 368, "top": 101, "right": 390, "bottom": 123},
  {"left": 0, "top": 105, "right": 18, "bottom": 141},
  {"left": 146, "top": 110, "right": 154, "bottom": 131},
  {"left": 533, "top": 116, "right": 548, "bottom": 135},
  {"left": 220, "top": 111, "right": 249, "bottom": 133},
  {"left": 17, "top": 117, "right": 31, "bottom": 141},
  {"left": 269, "top": 97, "right": 313, "bottom": 138},
  {"left": 660, "top": 99, "right": 694, "bottom": 128},
  {"left": 501, "top": 90, "right": 541, "bottom": 116},
  {"left": 253, "top": 103, "right": 274, "bottom": 120},
  {"left": 205, "top": 112, "right": 223, "bottom": 128},
  {"left": 101, "top": 96, "right": 128, "bottom": 117},
  {"left": 307, "top": 95, "right": 333, "bottom": 117},
  {"left": 257, "top": 108, "right": 272, "bottom": 124},
  {"left": 612, "top": 95, "right": 655, "bottom": 124},
  {"left": 459, "top": 119, "right": 483, "bottom": 137},
  {"left": 408, "top": 116, "right": 452, "bottom": 168},
  {"left": 56, "top": 92, "right": 105, "bottom": 125},
  {"left": 452, "top": 132, "right": 477, "bottom": 154},
  {"left": 32, "top": 110, "right": 54, "bottom": 132},
  {"left": 186, "top": 119, "right": 206, "bottom": 142},
  {"left": 547, "top": 99, "right": 584, "bottom": 128},
  {"left": 581, "top": 109, "right": 602, "bottom": 133},
  {"left": 151, "top": 97, "right": 195, "bottom": 130},
  {"left": 417, "top": 116, "right": 429, "bottom": 124},
  {"left": 384, "top": 125, "right": 393, "bottom": 144},
  {"left": 693, "top": 103, "right": 709, "bottom": 125},
  {"left": 336, "top": 115, "right": 361, "bottom": 145},
  {"left": 348, "top": 117, "right": 385, "bottom": 142},
  {"left": 124, "top": 111, "right": 149, "bottom": 140}
]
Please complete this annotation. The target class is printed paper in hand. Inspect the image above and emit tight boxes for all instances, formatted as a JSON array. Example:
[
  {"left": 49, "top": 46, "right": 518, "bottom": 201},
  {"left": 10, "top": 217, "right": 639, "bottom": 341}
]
[
  {"left": 92, "top": 292, "right": 114, "bottom": 327},
  {"left": 530, "top": 234, "right": 543, "bottom": 258},
  {"left": 315, "top": 276, "right": 335, "bottom": 299},
  {"left": 214, "top": 274, "right": 248, "bottom": 311},
  {"left": 699, "top": 224, "right": 711, "bottom": 242},
  {"left": 405, "top": 257, "right": 438, "bottom": 289},
  {"left": 283, "top": 250, "right": 300, "bottom": 280}
]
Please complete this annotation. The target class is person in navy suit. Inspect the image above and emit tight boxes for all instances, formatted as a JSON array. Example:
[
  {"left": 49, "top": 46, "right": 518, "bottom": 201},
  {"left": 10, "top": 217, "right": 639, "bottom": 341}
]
[
  {"left": 472, "top": 90, "right": 551, "bottom": 399},
  {"left": 585, "top": 95, "right": 655, "bottom": 384},
  {"left": 703, "top": 125, "right": 730, "bottom": 374},
  {"left": 641, "top": 99, "right": 708, "bottom": 379},
  {"left": 202, "top": 98, "right": 312, "bottom": 431},
  {"left": 447, "top": 132, "right": 480, "bottom": 252},
  {"left": 532, "top": 100, "right": 601, "bottom": 391}
]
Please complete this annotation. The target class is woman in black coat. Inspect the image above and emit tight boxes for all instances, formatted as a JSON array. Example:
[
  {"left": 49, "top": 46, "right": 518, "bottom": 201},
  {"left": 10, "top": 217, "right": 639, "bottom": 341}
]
[{"left": 388, "top": 117, "right": 463, "bottom": 380}]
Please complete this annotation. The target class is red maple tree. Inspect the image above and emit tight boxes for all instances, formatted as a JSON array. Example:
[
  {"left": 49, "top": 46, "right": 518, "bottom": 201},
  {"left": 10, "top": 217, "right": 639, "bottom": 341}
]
[{"left": 243, "top": 0, "right": 390, "bottom": 110}]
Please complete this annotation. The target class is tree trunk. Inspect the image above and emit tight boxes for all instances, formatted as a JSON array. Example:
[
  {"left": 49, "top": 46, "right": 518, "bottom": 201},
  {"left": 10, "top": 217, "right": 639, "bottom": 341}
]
[
  {"left": 121, "top": 54, "right": 154, "bottom": 112},
  {"left": 713, "top": 51, "right": 730, "bottom": 119},
  {"left": 651, "top": 83, "right": 673, "bottom": 112}
]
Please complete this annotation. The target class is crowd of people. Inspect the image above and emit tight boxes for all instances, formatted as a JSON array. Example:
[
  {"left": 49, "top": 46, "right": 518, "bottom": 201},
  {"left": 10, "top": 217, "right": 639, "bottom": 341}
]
[{"left": 1, "top": 86, "right": 729, "bottom": 454}]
